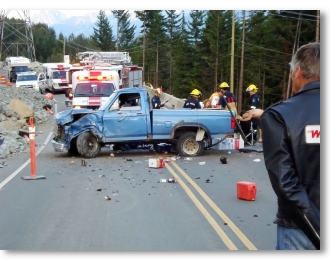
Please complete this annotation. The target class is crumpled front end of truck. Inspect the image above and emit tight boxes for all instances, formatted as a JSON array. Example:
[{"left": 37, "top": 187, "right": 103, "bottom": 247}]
[{"left": 52, "top": 109, "right": 103, "bottom": 153}]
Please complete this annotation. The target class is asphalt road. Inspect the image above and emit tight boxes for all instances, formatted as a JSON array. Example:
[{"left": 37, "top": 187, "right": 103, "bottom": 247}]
[{"left": 0, "top": 92, "right": 278, "bottom": 251}]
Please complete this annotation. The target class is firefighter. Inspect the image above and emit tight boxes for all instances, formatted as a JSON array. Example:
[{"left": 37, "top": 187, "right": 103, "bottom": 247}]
[
  {"left": 183, "top": 89, "right": 202, "bottom": 109},
  {"left": 209, "top": 86, "right": 222, "bottom": 108},
  {"left": 151, "top": 89, "right": 164, "bottom": 109},
  {"left": 218, "top": 82, "right": 237, "bottom": 109},
  {"left": 246, "top": 84, "right": 262, "bottom": 144}
]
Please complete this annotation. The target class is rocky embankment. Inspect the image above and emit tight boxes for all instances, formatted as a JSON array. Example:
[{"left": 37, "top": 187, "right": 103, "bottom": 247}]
[{"left": 0, "top": 85, "right": 56, "bottom": 165}]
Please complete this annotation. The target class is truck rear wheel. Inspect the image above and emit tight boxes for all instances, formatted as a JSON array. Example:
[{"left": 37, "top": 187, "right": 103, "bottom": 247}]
[
  {"left": 76, "top": 132, "right": 101, "bottom": 158},
  {"left": 176, "top": 132, "right": 205, "bottom": 157}
]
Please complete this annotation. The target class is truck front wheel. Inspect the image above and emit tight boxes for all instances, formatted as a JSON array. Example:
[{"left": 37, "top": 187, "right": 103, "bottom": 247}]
[
  {"left": 176, "top": 132, "right": 205, "bottom": 157},
  {"left": 76, "top": 132, "right": 101, "bottom": 158}
]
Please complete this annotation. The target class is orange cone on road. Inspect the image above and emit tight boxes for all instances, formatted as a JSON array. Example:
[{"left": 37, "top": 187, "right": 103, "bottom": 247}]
[{"left": 6, "top": 80, "right": 12, "bottom": 87}]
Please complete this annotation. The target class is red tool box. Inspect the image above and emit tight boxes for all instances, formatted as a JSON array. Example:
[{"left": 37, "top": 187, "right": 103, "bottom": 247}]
[{"left": 237, "top": 181, "right": 257, "bottom": 201}]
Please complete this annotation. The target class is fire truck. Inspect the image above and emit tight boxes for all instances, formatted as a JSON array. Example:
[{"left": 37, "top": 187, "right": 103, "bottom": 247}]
[
  {"left": 65, "top": 62, "right": 143, "bottom": 107},
  {"left": 42, "top": 63, "right": 72, "bottom": 93},
  {"left": 65, "top": 70, "right": 120, "bottom": 109}
]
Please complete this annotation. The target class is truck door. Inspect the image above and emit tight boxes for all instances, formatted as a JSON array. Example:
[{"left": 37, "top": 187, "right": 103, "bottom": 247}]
[{"left": 102, "top": 93, "right": 148, "bottom": 141}]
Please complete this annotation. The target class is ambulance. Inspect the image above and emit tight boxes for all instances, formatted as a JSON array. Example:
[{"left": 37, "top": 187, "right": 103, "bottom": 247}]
[
  {"left": 65, "top": 70, "right": 119, "bottom": 109},
  {"left": 42, "top": 63, "right": 72, "bottom": 93}
]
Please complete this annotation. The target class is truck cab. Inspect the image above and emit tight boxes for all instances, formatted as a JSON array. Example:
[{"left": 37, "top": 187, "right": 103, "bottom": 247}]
[
  {"left": 42, "top": 63, "right": 72, "bottom": 93},
  {"left": 66, "top": 70, "right": 119, "bottom": 109},
  {"left": 15, "top": 71, "right": 48, "bottom": 93}
]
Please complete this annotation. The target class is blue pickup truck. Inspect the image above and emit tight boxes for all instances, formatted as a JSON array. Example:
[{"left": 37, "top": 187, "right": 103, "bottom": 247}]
[{"left": 52, "top": 88, "right": 235, "bottom": 158}]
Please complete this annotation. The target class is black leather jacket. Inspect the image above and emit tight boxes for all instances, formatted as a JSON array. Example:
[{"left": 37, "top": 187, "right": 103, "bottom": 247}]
[{"left": 260, "top": 81, "right": 320, "bottom": 249}]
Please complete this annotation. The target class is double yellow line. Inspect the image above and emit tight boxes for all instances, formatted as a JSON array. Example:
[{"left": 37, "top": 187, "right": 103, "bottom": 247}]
[{"left": 160, "top": 155, "right": 258, "bottom": 250}]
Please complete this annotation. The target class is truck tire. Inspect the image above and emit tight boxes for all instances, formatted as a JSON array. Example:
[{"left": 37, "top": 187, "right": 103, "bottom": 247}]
[
  {"left": 176, "top": 132, "right": 205, "bottom": 157},
  {"left": 76, "top": 132, "right": 101, "bottom": 158}
]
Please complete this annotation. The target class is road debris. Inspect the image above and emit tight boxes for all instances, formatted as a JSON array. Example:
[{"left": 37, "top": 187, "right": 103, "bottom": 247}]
[
  {"left": 81, "top": 159, "right": 87, "bottom": 166},
  {"left": 110, "top": 153, "right": 115, "bottom": 157},
  {"left": 198, "top": 162, "right": 206, "bottom": 165},
  {"left": 253, "top": 159, "right": 261, "bottom": 162},
  {"left": 99, "top": 175, "right": 105, "bottom": 177},
  {"left": 126, "top": 159, "right": 133, "bottom": 161},
  {"left": 184, "top": 158, "right": 192, "bottom": 161},
  {"left": 206, "top": 178, "right": 210, "bottom": 183},
  {"left": 105, "top": 196, "right": 111, "bottom": 200},
  {"left": 97, "top": 188, "right": 102, "bottom": 191},
  {"left": 220, "top": 157, "right": 228, "bottom": 164},
  {"left": 70, "top": 161, "right": 75, "bottom": 165},
  {"left": 168, "top": 178, "right": 177, "bottom": 183},
  {"left": 159, "top": 179, "right": 167, "bottom": 183}
]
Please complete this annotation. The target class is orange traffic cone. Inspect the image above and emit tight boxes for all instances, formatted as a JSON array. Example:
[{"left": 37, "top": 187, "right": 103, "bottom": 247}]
[{"left": 6, "top": 80, "right": 12, "bottom": 87}]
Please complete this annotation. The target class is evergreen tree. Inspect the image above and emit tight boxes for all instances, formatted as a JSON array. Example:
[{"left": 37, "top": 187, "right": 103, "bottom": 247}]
[
  {"left": 112, "top": 10, "right": 136, "bottom": 50},
  {"left": 164, "top": 10, "right": 182, "bottom": 92},
  {"left": 32, "top": 23, "right": 56, "bottom": 62},
  {"left": 91, "top": 10, "right": 115, "bottom": 51},
  {"left": 187, "top": 10, "right": 206, "bottom": 93},
  {"left": 172, "top": 11, "right": 193, "bottom": 98}
]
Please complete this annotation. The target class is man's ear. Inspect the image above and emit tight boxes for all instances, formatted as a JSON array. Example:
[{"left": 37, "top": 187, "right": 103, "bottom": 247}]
[{"left": 295, "top": 67, "right": 303, "bottom": 79}]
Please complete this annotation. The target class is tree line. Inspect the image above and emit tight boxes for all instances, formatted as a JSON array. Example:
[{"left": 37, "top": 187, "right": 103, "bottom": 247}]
[{"left": 2, "top": 10, "right": 319, "bottom": 112}]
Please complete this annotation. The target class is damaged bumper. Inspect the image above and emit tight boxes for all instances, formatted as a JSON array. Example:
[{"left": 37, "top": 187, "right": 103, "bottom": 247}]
[{"left": 51, "top": 139, "right": 67, "bottom": 153}]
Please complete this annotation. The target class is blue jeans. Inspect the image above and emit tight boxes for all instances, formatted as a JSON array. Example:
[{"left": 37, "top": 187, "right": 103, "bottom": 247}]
[{"left": 276, "top": 225, "right": 316, "bottom": 250}]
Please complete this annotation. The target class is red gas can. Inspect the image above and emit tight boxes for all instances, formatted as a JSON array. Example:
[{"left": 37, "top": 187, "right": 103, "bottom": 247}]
[{"left": 237, "top": 181, "right": 257, "bottom": 201}]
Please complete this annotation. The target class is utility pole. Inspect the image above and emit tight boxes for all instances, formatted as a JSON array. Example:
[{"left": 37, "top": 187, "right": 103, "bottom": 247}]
[
  {"left": 238, "top": 10, "right": 245, "bottom": 114},
  {"left": 230, "top": 10, "right": 235, "bottom": 93},
  {"left": 286, "top": 13, "right": 301, "bottom": 99},
  {"left": 143, "top": 14, "right": 146, "bottom": 83},
  {"left": 63, "top": 38, "right": 65, "bottom": 56},
  {"left": 316, "top": 10, "right": 320, "bottom": 42},
  {"left": 215, "top": 12, "right": 219, "bottom": 92},
  {"left": 116, "top": 17, "right": 119, "bottom": 51}
]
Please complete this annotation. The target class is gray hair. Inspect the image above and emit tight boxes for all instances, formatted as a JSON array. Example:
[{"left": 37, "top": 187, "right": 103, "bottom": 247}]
[{"left": 289, "top": 42, "right": 320, "bottom": 80}]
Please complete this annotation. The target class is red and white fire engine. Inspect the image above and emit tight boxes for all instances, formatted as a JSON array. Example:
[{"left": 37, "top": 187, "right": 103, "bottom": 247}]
[
  {"left": 42, "top": 63, "right": 72, "bottom": 93},
  {"left": 65, "top": 70, "right": 120, "bottom": 109},
  {"left": 65, "top": 62, "right": 143, "bottom": 108}
]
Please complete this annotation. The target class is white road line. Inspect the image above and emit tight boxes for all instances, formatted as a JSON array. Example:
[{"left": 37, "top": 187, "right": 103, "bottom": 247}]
[{"left": 0, "top": 102, "right": 57, "bottom": 190}]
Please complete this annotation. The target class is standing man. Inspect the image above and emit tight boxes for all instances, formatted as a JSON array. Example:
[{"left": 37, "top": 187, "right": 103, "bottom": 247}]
[
  {"left": 246, "top": 84, "right": 262, "bottom": 144},
  {"left": 218, "top": 82, "right": 239, "bottom": 119},
  {"left": 242, "top": 42, "right": 320, "bottom": 250},
  {"left": 183, "top": 89, "right": 202, "bottom": 109},
  {"left": 151, "top": 89, "right": 164, "bottom": 109}
]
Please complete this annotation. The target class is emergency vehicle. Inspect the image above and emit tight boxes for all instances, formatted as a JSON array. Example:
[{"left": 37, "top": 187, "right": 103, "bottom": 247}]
[
  {"left": 64, "top": 62, "right": 143, "bottom": 106},
  {"left": 65, "top": 70, "right": 119, "bottom": 109},
  {"left": 42, "top": 63, "right": 72, "bottom": 93}
]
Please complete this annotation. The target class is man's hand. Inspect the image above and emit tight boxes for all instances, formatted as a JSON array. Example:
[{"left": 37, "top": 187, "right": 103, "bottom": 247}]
[{"left": 240, "top": 109, "right": 264, "bottom": 121}]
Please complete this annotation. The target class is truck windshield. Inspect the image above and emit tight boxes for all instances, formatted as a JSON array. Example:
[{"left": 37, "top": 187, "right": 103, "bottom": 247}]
[
  {"left": 17, "top": 75, "right": 37, "bottom": 81},
  {"left": 52, "top": 71, "right": 67, "bottom": 79},
  {"left": 15, "top": 67, "right": 29, "bottom": 73},
  {"left": 75, "top": 83, "right": 115, "bottom": 97}
]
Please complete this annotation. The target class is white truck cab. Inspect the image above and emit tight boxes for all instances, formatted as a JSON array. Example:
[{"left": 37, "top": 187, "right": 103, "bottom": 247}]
[
  {"left": 15, "top": 71, "right": 48, "bottom": 93},
  {"left": 42, "top": 63, "right": 72, "bottom": 93},
  {"left": 66, "top": 70, "right": 120, "bottom": 109}
]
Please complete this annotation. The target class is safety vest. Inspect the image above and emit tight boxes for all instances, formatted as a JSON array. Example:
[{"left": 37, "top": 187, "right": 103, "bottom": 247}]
[{"left": 209, "top": 92, "right": 220, "bottom": 108}]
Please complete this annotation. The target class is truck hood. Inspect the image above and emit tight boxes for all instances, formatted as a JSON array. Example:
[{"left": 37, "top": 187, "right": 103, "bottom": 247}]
[{"left": 55, "top": 108, "right": 95, "bottom": 125}]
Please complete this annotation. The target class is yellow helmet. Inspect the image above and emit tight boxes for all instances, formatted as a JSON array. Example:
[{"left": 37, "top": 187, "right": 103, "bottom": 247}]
[
  {"left": 219, "top": 82, "right": 229, "bottom": 89},
  {"left": 190, "top": 89, "right": 202, "bottom": 97},
  {"left": 246, "top": 84, "right": 258, "bottom": 92}
]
